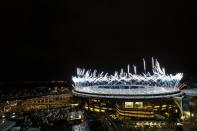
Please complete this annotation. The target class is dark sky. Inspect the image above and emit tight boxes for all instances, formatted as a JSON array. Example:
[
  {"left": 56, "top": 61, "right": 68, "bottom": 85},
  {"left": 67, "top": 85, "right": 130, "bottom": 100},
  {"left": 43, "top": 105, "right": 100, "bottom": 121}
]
[{"left": 0, "top": 0, "right": 196, "bottom": 81}]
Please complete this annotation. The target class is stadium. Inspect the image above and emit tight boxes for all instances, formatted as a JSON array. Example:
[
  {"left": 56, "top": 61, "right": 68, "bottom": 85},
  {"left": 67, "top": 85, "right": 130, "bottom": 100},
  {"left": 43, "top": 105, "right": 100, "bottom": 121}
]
[{"left": 72, "top": 58, "right": 184, "bottom": 120}]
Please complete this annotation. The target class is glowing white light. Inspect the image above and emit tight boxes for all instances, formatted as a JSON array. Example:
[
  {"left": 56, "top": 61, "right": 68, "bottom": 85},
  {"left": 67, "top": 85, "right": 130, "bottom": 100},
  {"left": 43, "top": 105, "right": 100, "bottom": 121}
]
[
  {"left": 72, "top": 58, "right": 183, "bottom": 95},
  {"left": 133, "top": 65, "right": 137, "bottom": 74},
  {"left": 143, "top": 58, "right": 146, "bottom": 73}
]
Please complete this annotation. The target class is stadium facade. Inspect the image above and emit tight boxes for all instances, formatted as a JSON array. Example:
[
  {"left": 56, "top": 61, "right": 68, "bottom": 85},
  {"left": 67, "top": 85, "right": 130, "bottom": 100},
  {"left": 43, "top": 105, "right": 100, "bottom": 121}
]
[{"left": 72, "top": 58, "right": 184, "bottom": 120}]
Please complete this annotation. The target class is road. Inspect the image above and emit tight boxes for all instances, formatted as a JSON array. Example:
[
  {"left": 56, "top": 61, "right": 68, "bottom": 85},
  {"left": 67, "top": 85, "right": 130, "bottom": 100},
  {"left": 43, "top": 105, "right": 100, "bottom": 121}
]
[{"left": 94, "top": 113, "right": 120, "bottom": 131}]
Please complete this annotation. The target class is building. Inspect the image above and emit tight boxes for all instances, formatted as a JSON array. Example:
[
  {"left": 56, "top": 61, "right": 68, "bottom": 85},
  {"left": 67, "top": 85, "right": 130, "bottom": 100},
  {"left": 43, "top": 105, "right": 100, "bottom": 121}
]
[{"left": 72, "top": 59, "right": 184, "bottom": 121}]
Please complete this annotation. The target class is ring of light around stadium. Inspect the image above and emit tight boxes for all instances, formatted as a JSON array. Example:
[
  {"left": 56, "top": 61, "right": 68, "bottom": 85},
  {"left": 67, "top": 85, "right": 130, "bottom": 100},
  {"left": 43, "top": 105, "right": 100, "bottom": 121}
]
[{"left": 72, "top": 58, "right": 184, "bottom": 99}]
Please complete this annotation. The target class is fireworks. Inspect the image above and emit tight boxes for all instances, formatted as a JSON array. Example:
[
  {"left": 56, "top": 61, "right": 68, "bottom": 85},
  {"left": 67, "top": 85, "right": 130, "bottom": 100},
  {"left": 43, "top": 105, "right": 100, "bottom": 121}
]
[
  {"left": 72, "top": 58, "right": 183, "bottom": 88},
  {"left": 72, "top": 58, "right": 183, "bottom": 96}
]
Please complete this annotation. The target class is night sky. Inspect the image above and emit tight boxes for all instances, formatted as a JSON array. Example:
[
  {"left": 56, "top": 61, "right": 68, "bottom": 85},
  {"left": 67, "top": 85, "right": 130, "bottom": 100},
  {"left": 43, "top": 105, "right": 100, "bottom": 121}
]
[{"left": 0, "top": 0, "right": 197, "bottom": 81}]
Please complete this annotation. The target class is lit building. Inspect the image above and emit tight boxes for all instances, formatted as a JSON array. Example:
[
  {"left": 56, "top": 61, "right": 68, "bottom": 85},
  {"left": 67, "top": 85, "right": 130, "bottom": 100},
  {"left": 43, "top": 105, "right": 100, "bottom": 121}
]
[{"left": 72, "top": 58, "right": 184, "bottom": 121}]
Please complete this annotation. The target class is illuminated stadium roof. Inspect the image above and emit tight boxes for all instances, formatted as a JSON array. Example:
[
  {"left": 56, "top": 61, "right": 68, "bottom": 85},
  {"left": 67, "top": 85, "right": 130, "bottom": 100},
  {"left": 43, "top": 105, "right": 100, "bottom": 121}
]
[{"left": 72, "top": 58, "right": 183, "bottom": 99}]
